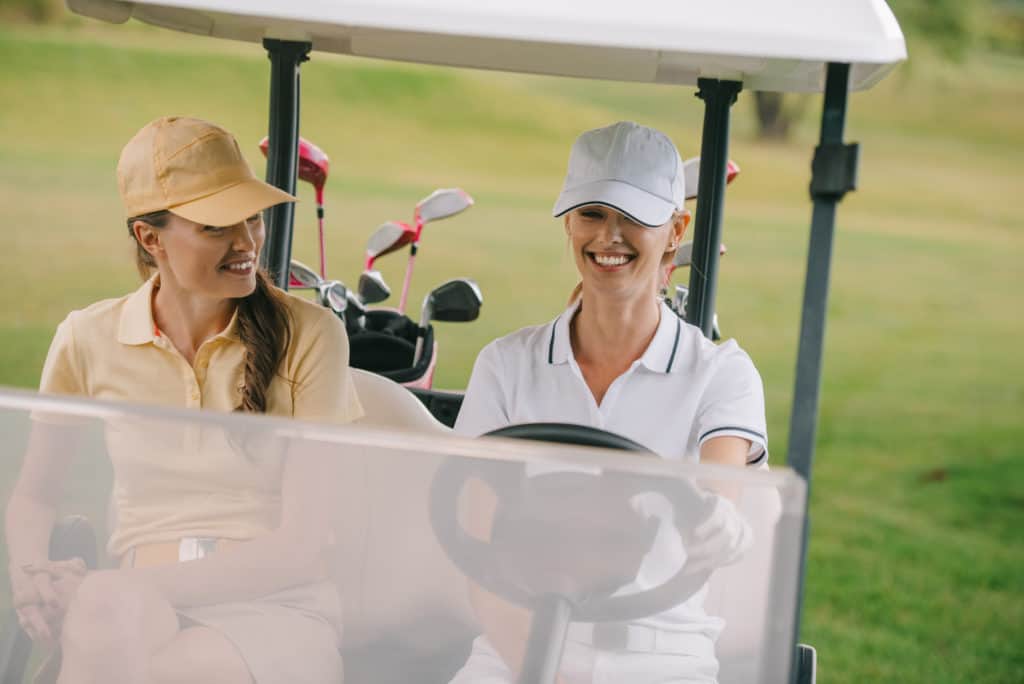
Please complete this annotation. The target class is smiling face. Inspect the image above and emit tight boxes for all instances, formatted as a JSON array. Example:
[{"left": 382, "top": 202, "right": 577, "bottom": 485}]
[
  {"left": 565, "top": 205, "right": 688, "bottom": 303},
  {"left": 134, "top": 212, "right": 264, "bottom": 301}
]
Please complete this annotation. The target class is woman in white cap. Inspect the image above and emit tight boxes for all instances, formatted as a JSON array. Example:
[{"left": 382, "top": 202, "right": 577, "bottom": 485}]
[
  {"left": 452, "top": 121, "right": 767, "bottom": 683},
  {"left": 6, "top": 116, "right": 362, "bottom": 683}
]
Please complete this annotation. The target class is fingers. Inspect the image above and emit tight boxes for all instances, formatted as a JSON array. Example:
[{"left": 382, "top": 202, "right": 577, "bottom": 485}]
[
  {"left": 30, "top": 572, "right": 61, "bottom": 613},
  {"left": 16, "top": 604, "right": 53, "bottom": 645}
]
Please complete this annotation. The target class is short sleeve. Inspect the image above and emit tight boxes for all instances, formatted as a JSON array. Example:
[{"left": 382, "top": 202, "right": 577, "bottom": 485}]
[
  {"left": 454, "top": 341, "right": 510, "bottom": 437},
  {"left": 39, "top": 314, "right": 87, "bottom": 397},
  {"left": 696, "top": 346, "right": 768, "bottom": 465},
  {"left": 291, "top": 313, "right": 364, "bottom": 425}
]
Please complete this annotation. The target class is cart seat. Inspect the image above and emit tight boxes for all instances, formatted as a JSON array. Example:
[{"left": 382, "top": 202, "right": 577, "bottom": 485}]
[
  {"left": 336, "top": 369, "right": 475, "bottom": 681},
  {"left": 350, "top": 368, "right": 450, "bottom": 433}
]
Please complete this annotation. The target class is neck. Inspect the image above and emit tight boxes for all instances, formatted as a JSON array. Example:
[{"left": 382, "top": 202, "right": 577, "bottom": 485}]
[
  {"left": 571, "top": 288, "right": 661, "bottom": 368},
  {"left": 152, "top": 274, "right": 236, "bottom": 363}
]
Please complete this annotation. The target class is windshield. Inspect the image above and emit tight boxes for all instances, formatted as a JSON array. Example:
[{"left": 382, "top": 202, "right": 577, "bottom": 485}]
[{"left": 1, "top": 391, "right": 804, "bottom": 683}]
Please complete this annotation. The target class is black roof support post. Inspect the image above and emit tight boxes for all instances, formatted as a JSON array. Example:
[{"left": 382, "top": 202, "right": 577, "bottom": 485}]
[
  {"left": 261, "top": 39, "right": 311, "bottom": 290},
  {"left": 786, "top": 61, "right": 859, "bottom": 684},
  {"left": 687, "top": 78, "right": 742, "bottom": 339}
]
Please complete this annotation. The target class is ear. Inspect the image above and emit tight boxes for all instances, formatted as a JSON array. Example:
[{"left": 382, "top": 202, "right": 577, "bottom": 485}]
[
  {"left": 668, "top": 210, "right": 690, "bottom": 249},
  {"left": 133, "top": 220, "right": 164, "bottom": 262},
  {"left": 563, "top": 214, "right": 571, "bottom": 236}
]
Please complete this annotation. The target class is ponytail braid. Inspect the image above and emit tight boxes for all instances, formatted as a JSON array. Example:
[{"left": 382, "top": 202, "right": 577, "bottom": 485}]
[{"left": 235, "top": 269, "right": 293, "bottom": 413}]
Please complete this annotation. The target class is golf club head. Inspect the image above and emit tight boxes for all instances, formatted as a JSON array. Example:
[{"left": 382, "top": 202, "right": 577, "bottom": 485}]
[
  {"left": 672, "top": 285, "right": 689, "bottom": 318},
  {"left": 426, "top": 278, "right": 483, "bottom": 323},
  {"left": 289, "top": 259, "right": 321, "bottom": 289},
  {"left": 682, "top": 157, "right": 740, "bottom": 200},
  {"left": 672, "top": 241, "right": 728, "bottom": 269},
  {"left": 346, "top": 290, "right": 368, "bottom": 317},
  {"left": 259, "top": 136, "right": 329, "bottom": 192},
  {"left": 317, "top": 280, "right": 348, "bottom": 316},
  {"left": 358, "top": 270, "right": 391, "bottom": 304},
  {"left": 415, "top": 188, "right": 474, "bottom": 223},
  {"left": 365, "top": 221, "right": 416, "bottom": 269}
]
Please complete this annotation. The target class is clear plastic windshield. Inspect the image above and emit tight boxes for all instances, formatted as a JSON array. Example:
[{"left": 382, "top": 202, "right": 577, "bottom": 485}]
[{"left": 0, "top": 390, "right": 805, "bottom": 684}]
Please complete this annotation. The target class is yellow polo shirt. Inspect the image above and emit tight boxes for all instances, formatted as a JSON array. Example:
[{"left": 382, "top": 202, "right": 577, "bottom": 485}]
[{"left": 39, "top": 276, "right": 363, "bottom": 556}]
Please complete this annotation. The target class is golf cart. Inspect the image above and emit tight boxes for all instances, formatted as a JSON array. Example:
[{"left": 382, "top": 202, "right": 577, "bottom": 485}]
[{"left": 0, "top": 1, "right": 906, "bottom": 683}]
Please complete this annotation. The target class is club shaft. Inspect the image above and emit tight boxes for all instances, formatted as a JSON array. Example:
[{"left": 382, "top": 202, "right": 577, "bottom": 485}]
[
  {"left": 317, "top": 205, "right": 326, "bottom": 279},
  {"left": 398, "top": 243, "right": 418, "bottom": 313}
]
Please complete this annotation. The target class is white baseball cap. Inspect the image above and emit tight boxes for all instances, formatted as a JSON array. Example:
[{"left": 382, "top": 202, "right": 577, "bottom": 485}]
[{"left": 552, "top": 121, "right": 685, "bottom": 228}]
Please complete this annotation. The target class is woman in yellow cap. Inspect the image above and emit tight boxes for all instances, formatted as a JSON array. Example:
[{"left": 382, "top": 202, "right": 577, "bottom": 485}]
[{"left": 5, "top": 116, "right": 362, "bottom": 683}]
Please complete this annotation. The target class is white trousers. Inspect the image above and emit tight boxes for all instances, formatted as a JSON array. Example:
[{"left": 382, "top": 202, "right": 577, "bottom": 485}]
[{"left": 449, "top": 635, "right": 718, "bottom": 684}]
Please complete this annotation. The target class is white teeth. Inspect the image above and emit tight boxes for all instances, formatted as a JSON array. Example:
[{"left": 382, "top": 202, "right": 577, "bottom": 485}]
[
  {"left": 594, "top": 254, "right": 630, "bottom": 266},
  {"left": 224, "top": 261, "right": 253, "bottom": 272}
]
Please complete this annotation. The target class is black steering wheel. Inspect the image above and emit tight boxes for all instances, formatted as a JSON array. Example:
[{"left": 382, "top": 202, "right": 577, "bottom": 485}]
[{"left": 429, "top": 422, "right": 718, "bottom": 623}]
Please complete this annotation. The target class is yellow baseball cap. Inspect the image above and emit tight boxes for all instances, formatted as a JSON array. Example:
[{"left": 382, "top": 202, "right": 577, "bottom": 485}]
[{"left": 118, "top": 116, "right": 297, "bottom": 227}]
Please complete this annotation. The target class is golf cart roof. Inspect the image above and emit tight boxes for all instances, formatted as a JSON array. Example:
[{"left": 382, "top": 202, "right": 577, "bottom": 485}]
[{"left": 69, "top": 0, "right": 906, "bottom": 92}]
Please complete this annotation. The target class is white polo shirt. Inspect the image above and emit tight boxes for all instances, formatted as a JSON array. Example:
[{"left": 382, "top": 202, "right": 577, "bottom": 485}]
[
  {"left": 455, "top": 299, "right": 767, "bottom": 465},
  {"left": 455, "top": 300, "right": 767, "bottom": 664}
]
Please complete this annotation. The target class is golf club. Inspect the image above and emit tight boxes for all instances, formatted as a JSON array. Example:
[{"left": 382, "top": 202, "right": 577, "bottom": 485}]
[
  {"left": 260, "top": 136, "right": 330, "bottom": 279},
  {"left": 317, "top": 279, "right": 348, "bottom": 317},
  {"left": 672, "top": 241, "right": 728, "bottom": 271},
  {"left": 414, "top": 278, "right": 483, "bottom": 364},
  {"left": 364, "top": 221, "right": 417, "bottom": 270},
  {"left": 289, "top": 259, "right": 321, "bottom": 290},
  {"left": 398, "top": 188, "right": 474, "bottom": 313},
  {"left": 358, "top": 269, "right": 391, "bottom": 304},
  {"left": 682, "top": 157, "right": 740, "bottom": 201}
]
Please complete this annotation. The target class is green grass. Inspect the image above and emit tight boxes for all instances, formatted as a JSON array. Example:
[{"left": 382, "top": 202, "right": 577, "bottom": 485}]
[{"left": 1, "top": 21, "right": 1022, "bottom": 683}]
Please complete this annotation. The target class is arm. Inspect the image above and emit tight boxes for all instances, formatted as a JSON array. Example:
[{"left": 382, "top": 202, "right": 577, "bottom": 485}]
[
  {"left": 6, "top": 316, "right": 87, "bottom": 641},
  {"left": 5, "top": 422, "right": 79, "bottom": 642}
]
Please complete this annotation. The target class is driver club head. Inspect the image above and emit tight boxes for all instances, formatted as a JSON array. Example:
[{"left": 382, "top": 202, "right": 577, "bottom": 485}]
[
  {"left": 289, "top": 259, "right": 321, "bottom": 289},
  {"left": 365, "top": 221, "right": 416, "bottom": 269},
  {"left": 672, "top": 241, "right": 727, "bottom": 269},
  {"left": 260, "top": 136, "right": 329, "bottom": 191},
  {"left": 425, "top": 278, "right": 483, "bottom": 324},
  {"left": 415, "top": 188, "right": 474, "bottom": 224},
  {"left": 358, "top": 270, "right": 391, "bottom": 305},
  {"left": 682, "top": 157, "right": 740, "bottom": 201}
]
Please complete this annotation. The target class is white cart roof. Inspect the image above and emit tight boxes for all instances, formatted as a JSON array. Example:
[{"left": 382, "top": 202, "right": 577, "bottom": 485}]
[{"left": 69, "top": 0, "right": 906, "bottom": 92}]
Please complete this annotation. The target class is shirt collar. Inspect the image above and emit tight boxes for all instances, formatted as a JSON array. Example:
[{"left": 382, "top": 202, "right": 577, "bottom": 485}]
[
  {"left": 117, "top": 275, "right": 160, "bottom": 345},
  {"left": 546, "top": 299, "right": 683, "bottom": 374},
  {"left": 117, "top": 274, "right": 241, "bottom": 346}
]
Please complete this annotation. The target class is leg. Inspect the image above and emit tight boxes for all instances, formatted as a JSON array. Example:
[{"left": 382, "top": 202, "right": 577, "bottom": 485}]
[
  {"left": 149, "top": 626, "right": 253, "bottom": 684},
  {"left": 449, "top": 636, "right": 514, "bottom": 684},
  {"left": 57, "top": 571, "right": 179, "bottom": 684}
]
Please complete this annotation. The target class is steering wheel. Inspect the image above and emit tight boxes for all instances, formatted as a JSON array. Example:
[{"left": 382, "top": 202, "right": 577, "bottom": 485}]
[{"left": 429, "top": 422, "right": 719, "bottom": 623}]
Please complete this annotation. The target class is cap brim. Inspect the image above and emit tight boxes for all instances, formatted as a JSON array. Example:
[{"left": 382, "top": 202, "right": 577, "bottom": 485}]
[
  {"left": 169, "top": 179, "right": 297, "bottom": 227},
  {"left": 552, "top": 179, "right": 677, "bottom": 228}
]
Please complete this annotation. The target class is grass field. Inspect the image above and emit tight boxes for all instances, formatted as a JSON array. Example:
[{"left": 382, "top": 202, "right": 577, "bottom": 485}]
[{"left": 0, "top": 22, "right": 1022, "bottom": 683}]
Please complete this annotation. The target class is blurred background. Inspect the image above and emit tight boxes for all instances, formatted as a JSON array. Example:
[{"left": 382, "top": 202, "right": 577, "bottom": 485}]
[{"left": 0, "top": 1, "right": 1021, "bottom": 681}]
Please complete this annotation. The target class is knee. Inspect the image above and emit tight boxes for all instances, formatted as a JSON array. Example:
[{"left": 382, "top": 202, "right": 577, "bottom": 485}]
[{"left": 62, "top": 572, "right": 148, "bottom": 653}]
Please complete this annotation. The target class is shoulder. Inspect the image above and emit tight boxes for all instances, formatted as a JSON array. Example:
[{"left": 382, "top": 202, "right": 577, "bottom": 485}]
[
  {"left": 280, "top": 290, "right": 335, "bottom": 327},
  {"left": 67, "top": 293, "right": 133, "bottom": 326},
  {"left": 280, "top": 292, "right": 346, "bottom": 341},
  {"left": 491, "top": 320, "right": 554, "bottom": 352},
  {"left": 478, "top": 318, "right": 557, "bottom": 365},
  {"left": 277, "top": 292, "right": 349, "bottom": 374},
  {"left": 675, "top": 320, "right": 759, "bottom": 376},
  {"left": 56, "top": 292, "right": 137, "bottom": 347}
]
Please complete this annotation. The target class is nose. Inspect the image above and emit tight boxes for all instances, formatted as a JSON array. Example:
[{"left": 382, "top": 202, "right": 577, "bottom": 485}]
[
  {"left": 598, "top": 214, "right": 625, "bottom": 243},
  {"left": 231, "top": 220, "right": 257, "bottom": 252}
]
